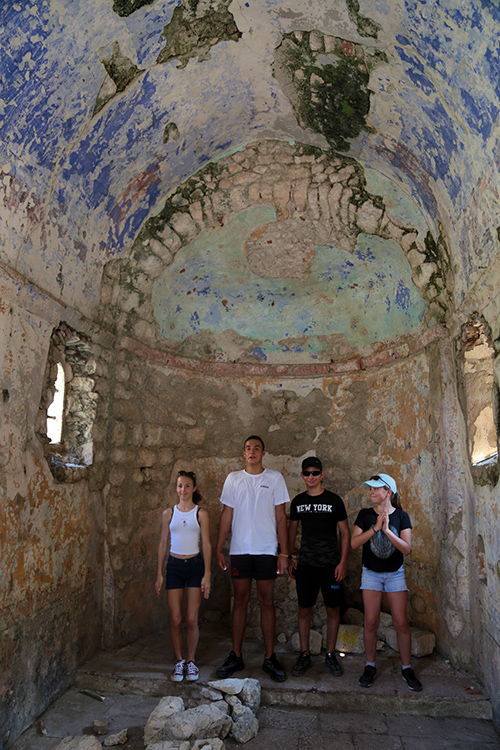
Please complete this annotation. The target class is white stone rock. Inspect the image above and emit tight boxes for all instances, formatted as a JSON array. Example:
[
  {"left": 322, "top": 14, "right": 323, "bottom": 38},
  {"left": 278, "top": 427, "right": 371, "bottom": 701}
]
[
  {"left": 239, "top": 678, "right": 261, "bottom": 714},
  {"left": 52, "top": 739, "right": 101, "bottom": 750},
  {"left": 143, "top": 696, "right": 185, "bottom": 745},
  {"left": 167, "top": 703, "right": 232, "bottom": 741},
  {"left": 104, "top": 728, "right": 128, "bottom": 745},
  {"left": 191, "top": 740, "right": 226, "bottom": 750},
  {"left": 231, "top": 706, "right": 259, "bottom": 744},
  {"left": 326, "top": 624, "right": 384, "bottom": 653},
  {"left": 200, "top": 687, "right": 224, "bottom": 701},
  {"left": 225, "top": 695, "right": 242, "bottom": 709},
  {"left": 291, "top": 628, "right": 322, "bottom": 654},
  {"left": 145, "top": 742, "right": 190, "bottom": 750},
  {"left": 384, "top": 626, "right": 436, "bottom": 657},
  {"left": 208, "top": 678, "right": 244, "bottom": 695},
  {"left": 377, "top": 612, "right": 393, "bottom": 640}
]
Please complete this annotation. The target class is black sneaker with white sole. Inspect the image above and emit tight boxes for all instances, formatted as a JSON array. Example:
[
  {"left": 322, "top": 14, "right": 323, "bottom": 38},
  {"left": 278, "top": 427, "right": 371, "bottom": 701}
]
[
  {"left": 402, "top": 667, "right": 422, "bottom": 691},
  {"left": 358, "top": 665, "right": 377, "bottom": 687}
]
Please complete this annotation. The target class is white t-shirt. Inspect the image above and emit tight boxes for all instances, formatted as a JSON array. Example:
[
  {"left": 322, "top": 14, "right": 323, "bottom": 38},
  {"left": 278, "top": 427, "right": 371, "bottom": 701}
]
[{"left": 220, "top": 468, "right": 290, "bottom": 555}]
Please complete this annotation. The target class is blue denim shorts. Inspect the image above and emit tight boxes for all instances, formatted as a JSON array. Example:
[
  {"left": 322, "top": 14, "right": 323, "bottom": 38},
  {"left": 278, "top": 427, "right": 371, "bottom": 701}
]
[
  {"left": 165, "top": 553, "right": 204, "bottom": 589},
  {"left": 360, "top": 565, "right": 408, "bottom": 593}
]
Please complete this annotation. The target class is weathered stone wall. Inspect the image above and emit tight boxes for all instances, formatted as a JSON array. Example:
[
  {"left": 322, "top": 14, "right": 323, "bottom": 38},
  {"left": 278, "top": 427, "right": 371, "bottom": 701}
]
[
  {"left": 0, "top": 297, "right": 104, "bottom": 749},
  {"left": 93, "top": 335, "right": 448, "bottom": 651}
]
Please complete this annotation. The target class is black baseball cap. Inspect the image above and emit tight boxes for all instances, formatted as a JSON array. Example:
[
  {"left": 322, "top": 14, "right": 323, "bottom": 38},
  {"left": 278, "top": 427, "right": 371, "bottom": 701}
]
[{"left": 301, "top": 456, "right": 323, "bottom": 472}]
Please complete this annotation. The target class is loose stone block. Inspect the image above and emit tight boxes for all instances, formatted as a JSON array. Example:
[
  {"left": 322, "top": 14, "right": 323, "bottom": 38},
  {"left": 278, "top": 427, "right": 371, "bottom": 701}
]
[
  {"left": 239, "top": 678, "right": 261, "bottom": 713},
  {"left": 144, "top": 697, "right": 185, "bottom": 745},
  {"left": 53, "top": 739, "right": 101, "bottom": 750},
  {"left": 231, "top": 706, "right": 259, "bottom": 744},
  {"left": 328, "top": 624, "right": 384, "bottom": 653},
  {"left": 167, "top": 704, "right": 232, "bottom": 741},
  {"left": 384, "top": 626, "right": 436, "bottom": 656},
  {"left": 191, "top": 740, "right": 226, "bottom": 750},
  {"left": 377, "top": 612, "right": 393, "bottom": 640},
  {"left": 208, "top": 678, "right": 244, "bottom": 695},
  {"left": 291, "top": 628, "right": 322, "bottom": 654},
  {"left": 104, "top": 728, "right": 128, "bottom": 745},
  {"left": 342, "top": 608, "right": 364, "bottom": 627},
  {"left": 145, "top": 743, "right": 190, "bottom": 750}
]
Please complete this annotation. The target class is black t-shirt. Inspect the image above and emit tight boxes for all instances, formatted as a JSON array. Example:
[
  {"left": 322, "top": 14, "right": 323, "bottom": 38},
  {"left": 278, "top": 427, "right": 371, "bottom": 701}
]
[
  {"left": 289, "top": 489, "right": 347, "bottom": 567},
  {"left": 354, "top": 507, "right": 412, "bottom": 573}
]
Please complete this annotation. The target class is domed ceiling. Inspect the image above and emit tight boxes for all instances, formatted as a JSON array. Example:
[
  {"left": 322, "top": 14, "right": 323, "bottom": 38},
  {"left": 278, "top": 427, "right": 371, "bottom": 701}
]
[{"left": 2, "top": 0, "right": 500, "bottom": 363}]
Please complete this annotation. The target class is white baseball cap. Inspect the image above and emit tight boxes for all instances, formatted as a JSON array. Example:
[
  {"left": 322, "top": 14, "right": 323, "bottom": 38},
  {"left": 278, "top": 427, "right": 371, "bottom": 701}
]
[{"left": 363, "top": 473, "right": 397, "bottom": 494}]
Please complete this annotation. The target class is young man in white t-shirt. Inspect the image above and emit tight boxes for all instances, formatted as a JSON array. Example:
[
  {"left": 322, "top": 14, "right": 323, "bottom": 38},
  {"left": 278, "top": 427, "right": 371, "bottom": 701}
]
[{"left": 216, "top": 435, "right": 290, "bottom": 681}]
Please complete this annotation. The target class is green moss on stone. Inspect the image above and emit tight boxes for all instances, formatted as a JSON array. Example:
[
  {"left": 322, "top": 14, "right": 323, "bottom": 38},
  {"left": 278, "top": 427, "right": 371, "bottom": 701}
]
[
  {"left": 346, "top": 0, "right": 381, "bottom": 39},
  {"left": 112, "top": 0, "right": 153, "bottom": 16},
  {"left": 157, "top": 4, "right": 241, "bottom": 69}
]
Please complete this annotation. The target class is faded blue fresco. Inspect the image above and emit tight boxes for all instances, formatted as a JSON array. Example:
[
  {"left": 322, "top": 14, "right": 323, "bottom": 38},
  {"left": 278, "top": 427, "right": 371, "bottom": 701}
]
[
  {"left": 152, "top": 207, "right": 426, "bottom": 359},
  {"left": 2, "top": 0, "right": 500, "bottom": 315}
]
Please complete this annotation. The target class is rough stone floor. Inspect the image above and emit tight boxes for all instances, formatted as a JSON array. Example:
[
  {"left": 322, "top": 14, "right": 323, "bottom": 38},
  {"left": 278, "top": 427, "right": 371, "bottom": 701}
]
[{"left": 10, "top": 623, "right": 500, "bottom": 750}]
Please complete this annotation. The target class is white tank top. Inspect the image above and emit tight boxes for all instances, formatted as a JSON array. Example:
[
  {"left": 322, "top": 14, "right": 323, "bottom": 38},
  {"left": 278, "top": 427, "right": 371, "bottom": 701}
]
[{"left": 169, "top": 505, "right": 201, "bottom": 556}]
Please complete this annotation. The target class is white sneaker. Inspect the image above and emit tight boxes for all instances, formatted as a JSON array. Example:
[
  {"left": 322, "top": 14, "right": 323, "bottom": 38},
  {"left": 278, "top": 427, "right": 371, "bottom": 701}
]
[
  {"left": 171, "top": 659, "right": 185, "bottom": 682},
  {"left": 185, "top": 660, "right": 199, "bottom": 682}
]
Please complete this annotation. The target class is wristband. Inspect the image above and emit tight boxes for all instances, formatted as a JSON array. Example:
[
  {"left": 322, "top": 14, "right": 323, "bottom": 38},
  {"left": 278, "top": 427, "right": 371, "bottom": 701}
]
[{"left": 279, "top": 553, "right": 289, "bottom": 557}]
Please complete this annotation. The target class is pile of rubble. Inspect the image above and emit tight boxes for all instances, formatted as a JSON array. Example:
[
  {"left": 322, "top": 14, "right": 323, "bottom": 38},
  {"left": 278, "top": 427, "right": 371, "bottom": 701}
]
[{"left": 51, "top": 677, "right": 261, "bottom": 750}]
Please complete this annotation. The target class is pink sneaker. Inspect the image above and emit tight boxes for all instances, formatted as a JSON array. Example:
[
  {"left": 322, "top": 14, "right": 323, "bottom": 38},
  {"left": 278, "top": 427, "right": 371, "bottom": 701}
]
[
  {"left": 171, "top": 659, "right": 185, "bottom": 682},
  {"left": 185, "top": 660, "right": 199, "bottom": 682}
]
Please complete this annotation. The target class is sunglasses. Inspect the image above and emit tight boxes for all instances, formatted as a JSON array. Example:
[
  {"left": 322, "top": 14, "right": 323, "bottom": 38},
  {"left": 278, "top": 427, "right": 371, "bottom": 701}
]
[
  {"left": 370, "top": 474, "right": 391, "bottom": 490},
  {"left": 303, "top": 470, "right": 321, "bottom": 476}
]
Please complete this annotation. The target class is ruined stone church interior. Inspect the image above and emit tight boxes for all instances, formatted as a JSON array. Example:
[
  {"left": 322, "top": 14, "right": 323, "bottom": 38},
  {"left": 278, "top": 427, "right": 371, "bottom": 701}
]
[{"left": 2, "top": 0, "right": 500, "bottom": 745}]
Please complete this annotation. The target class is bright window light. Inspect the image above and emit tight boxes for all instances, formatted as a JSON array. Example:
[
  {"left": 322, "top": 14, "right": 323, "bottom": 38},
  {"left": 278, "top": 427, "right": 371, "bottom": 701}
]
[{"left": 47, "top": 363, "right": 65, "bottom": 444}]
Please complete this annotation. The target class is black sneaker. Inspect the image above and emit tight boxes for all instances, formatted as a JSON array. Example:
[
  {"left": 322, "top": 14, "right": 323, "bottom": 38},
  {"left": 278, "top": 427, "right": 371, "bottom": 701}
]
[
  {"left": 216, "top": 650, "right": 244, "bottom": 678},
  {"left": 358, "top": 665, "right": 377, "bottom": 687},
  {"left": 291, "top": 651, "right": 312, "bottom": 676},
  {"left": 262, "top": 652, "right": 286, "bottom": 682},
  {"left": 325, "top": 651, "right": 343, "bottom": 677},
  {"left": 402, "top": 667, "right": 422, "bottom": 692}
]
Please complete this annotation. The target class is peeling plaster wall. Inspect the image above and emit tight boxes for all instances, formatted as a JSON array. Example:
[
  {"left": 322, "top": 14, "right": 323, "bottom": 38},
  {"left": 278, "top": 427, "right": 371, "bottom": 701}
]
[
  {"left": 93, "top": 339, "right": 451, "bottom": 651},
  {"left": 0, "top": 300, "right": 103, "bottom": 748}
]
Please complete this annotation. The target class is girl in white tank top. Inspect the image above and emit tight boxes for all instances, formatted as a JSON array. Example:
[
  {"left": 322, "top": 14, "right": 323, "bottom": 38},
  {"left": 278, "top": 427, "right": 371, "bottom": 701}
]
[{"left": 155, "top": 471, "right": 211, "bottom": 682}]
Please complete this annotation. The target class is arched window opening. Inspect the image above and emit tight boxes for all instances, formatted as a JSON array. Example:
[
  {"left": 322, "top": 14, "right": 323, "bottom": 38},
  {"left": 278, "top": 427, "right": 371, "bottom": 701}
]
[
  {"left": 46, "top": 363, "right": 65, "bottom": 444},
  {"left": 458, "top": 315, "right": 499, "bottom": 474},
  {"left": 37, "top": 323, "right": 99, "bottom": 482}
]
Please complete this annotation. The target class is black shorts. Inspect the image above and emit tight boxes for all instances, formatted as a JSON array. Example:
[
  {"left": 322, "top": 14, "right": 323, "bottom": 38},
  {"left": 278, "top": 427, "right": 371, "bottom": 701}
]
[
  {"left": 295, "top": 562, "right": 343, "bottom": 609},
  {"left": 165, "top": 553, "right": 204, "bottom": 589},
  {"left": 230, "top": 554, "right": 277, "bottom": 580}
]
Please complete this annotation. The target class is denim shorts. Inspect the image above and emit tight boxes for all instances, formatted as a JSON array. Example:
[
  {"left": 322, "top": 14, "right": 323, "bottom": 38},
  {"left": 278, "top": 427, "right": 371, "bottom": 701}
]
[
  {"left": 165, "top": 553, "right": 204, "bottom": 589},
  {"left": 360, "top": 565, "right": 408, "bottom": 593}
]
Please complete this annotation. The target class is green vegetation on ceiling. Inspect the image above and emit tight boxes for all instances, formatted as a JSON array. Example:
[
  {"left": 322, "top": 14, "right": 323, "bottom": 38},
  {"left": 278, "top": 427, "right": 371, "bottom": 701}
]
[
  {"left": 275, "top": 31, "right": 384, "bottom": 152},
  {"left": 157, "top": 2, "right": 241, "bottom": 68}
]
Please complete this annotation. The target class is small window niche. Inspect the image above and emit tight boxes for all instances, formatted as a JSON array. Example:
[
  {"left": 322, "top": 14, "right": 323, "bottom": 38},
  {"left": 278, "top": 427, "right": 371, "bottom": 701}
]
[
  {"left": 37, "top": 323, "right": 98, "bottom": 483},
  {"left": 458, "top": 314, "right": 499, "bottom": 484}
]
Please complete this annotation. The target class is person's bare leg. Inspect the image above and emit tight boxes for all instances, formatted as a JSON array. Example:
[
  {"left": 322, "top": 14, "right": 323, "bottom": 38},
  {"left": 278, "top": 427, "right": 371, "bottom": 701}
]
[
  {"left": 185, "top": 587, "right": 203, "bottom": 662},
  {"left": 167, "top": 588, "right": 185, "bottom": 662},
  {"left": 231, "top": 579, "right": 252, "bottom": 656},
  {"left": 362, "top": 589, "right": 383, "bottom": 662},
  {"left": 387, "top": 590, "right": 411, "bottom": 665},
  {"left": 325, "top": 606, "right": 340, "bottom": 653},
  {"left": 298, "top": 606, "right": 313, "bottom": 652},
  {"left": 256, "top": 579, "right": 276, "bottom": 658}
]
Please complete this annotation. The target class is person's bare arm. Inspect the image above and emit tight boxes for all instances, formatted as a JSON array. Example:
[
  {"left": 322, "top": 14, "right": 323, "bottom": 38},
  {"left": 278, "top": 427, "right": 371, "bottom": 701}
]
[
  {"left": 155, "top": 507, "right": 172, "bottom": 595},
  {"left": 216, "top": 504, "right": 233, "bottom": 571},
  {"left": 335, "top": 518, "right": 350, "bottom": 581},
  {"left": 199, "top": 508, "right": 212, "bottom": 598},
  {"left": 276, "top": 503, "right": 289, "bottom": 575}
]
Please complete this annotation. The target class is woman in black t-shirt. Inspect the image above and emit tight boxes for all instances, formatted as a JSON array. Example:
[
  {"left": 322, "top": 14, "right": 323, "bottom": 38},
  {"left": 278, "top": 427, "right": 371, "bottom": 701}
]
[{"left": 351, "top": 473, "right": 422, "bottom": 692}]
